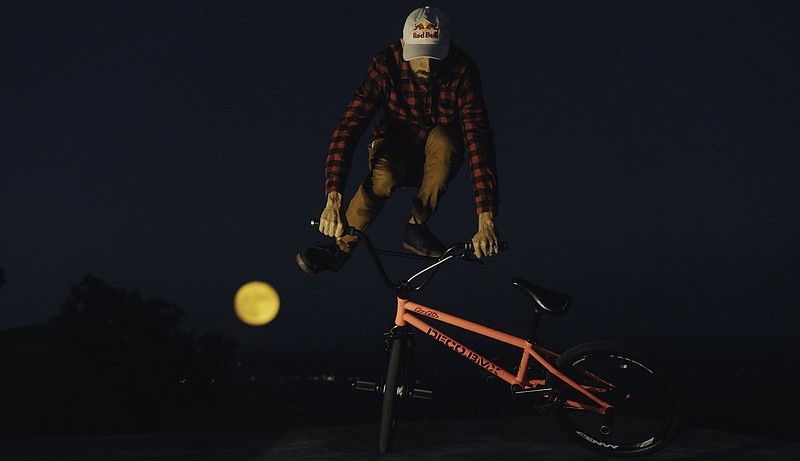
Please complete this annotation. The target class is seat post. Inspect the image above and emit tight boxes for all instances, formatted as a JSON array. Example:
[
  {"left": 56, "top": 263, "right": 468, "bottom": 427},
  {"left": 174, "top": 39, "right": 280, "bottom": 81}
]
[{"left": 527, "top": 311, "right": 542, "bottom": 344}]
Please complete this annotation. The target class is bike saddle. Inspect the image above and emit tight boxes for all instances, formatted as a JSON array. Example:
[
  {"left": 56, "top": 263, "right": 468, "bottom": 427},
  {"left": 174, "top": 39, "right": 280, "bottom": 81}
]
[{"left": 512, "top": 278, "right": 572, "bottom": 316}]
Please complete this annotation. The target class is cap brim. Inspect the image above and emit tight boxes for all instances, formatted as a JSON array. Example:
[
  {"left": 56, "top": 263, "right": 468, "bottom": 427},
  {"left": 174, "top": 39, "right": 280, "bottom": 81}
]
[{"left": 403, "top": 42, "right": 450, "bottom": 61}]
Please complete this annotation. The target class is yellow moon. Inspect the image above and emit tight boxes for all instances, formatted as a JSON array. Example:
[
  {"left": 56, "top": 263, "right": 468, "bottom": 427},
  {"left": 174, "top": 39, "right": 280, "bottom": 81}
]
[{"left": 234, "top": 281, "right": 280, "bottom": 326}]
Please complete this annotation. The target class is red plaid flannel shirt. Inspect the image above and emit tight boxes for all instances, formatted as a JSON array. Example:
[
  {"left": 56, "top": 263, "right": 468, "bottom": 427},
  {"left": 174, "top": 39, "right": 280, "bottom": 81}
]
[{"left": 325, "top": 41, "right": 499, "bottom": 215}]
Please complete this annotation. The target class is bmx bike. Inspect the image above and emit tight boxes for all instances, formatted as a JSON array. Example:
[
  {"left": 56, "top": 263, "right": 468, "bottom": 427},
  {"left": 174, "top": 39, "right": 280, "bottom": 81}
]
[{"left": 309, "top": 222, "right": 684, "bottom": 457}]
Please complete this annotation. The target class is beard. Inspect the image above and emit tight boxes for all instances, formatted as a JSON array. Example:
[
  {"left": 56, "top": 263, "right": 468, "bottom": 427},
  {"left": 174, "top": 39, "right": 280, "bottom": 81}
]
[{"left": 413, "top": 70, "right": 436, "bottom": 85}]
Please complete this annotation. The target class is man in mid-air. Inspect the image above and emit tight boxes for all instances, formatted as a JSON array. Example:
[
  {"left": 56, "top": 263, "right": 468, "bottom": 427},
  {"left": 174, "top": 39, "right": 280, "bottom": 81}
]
[{"left": 297, "top": 6, "right": 500, "bottom": 274}]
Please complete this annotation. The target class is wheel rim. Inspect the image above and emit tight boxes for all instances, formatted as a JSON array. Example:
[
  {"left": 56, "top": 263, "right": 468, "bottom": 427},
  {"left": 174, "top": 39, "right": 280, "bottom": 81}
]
[{"left": 554, "top": 351, "right": 681, "bottom": 454}]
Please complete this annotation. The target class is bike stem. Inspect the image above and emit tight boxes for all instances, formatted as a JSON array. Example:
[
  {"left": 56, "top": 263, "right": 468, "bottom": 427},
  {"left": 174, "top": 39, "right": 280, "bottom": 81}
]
[{"left": 348, "top": 227, "right": 469, "bottom": 298}]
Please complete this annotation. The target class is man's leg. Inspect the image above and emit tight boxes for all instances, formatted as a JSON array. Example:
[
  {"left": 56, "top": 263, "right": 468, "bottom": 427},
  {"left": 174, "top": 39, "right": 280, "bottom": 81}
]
[
  {"left": 412, "top": 124, "right": 464, "bottom": 223},
  {"left": 340, "top": 139, "right": 414, "bottom": 250},
  {"left": 402, "top": 125, "right": 464, "bottom": 257}
]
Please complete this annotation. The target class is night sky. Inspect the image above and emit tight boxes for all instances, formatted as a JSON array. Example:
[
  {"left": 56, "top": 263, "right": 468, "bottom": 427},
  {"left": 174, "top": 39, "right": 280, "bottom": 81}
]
[{"left": 2, "top": 0, "right": 798, "bottom": 351}]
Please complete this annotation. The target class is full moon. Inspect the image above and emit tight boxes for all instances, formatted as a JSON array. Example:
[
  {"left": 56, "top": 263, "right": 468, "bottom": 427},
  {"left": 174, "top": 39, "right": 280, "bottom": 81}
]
[{"left": 234, "top": 281, "right": 280, "bottom": 326}]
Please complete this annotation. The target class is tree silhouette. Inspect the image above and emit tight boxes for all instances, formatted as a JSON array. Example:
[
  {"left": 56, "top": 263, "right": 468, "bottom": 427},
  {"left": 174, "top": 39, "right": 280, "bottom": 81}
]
[
  {"left": 0, "top": 274, "right": 238, "bottom": 436},
  {"left": 54, "top": 274, "right": 192, "bottom": 429},
  {"left": 57, "top": 274, "right": 245, "bottom": 432}
]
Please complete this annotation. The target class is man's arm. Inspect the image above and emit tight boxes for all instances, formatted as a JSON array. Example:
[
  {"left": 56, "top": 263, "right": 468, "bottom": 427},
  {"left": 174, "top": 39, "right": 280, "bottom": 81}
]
[
  {"left": 324, "top": 56, "right": 384, "bottom": 199},
  {"left": 457, "top": 56, "right": 500, "bottom": 256},
  {"left": 320, "top": 55, "right": 384, "bottom": 236}
]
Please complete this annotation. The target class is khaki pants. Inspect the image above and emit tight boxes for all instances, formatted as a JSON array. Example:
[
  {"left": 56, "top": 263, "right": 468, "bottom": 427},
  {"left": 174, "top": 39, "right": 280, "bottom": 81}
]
[{"left": 339, "top": 124, "right": 464, "bottom": 250}]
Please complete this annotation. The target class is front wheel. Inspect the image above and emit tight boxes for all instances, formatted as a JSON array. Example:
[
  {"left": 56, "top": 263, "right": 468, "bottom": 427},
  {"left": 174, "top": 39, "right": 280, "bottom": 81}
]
[
  {"left": 379, "top": 329, "right": 410, "bottom": 454},
  {"left": 546, "top": 341, "right": 684, "bottom": 457}
]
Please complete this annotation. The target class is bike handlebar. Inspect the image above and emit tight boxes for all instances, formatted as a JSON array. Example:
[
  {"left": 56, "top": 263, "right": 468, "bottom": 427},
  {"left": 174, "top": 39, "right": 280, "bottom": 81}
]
[{"left": 308, "top": 219, "right": 507, "bottom": 296}]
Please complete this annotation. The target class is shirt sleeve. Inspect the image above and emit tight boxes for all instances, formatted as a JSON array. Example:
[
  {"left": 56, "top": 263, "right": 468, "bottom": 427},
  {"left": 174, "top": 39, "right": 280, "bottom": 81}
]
[
  {"left": 324, "top": 57, "right": 383, "bottom": 196},
  {"left": 458, "top": 62, "right": 499, "bottom": 215}
]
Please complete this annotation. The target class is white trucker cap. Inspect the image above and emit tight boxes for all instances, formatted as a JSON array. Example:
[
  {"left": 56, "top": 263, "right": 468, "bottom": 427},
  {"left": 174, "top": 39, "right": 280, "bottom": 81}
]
[{"left": 402, "top": 6, "right": 452, "bottom": 61}]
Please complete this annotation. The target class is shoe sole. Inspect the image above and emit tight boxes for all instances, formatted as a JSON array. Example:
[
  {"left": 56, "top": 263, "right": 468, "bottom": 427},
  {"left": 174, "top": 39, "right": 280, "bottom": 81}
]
[
  {"left": 295, "top": 253, "right": 319, "bottom": 274},
  {"left": 402, "top": 242, "right": 442, "bottom": 258}
]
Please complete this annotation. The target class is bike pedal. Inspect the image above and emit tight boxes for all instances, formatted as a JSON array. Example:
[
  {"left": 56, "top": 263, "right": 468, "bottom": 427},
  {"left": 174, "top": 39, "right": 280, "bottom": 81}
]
[
  {"left": 353, "top": 380, "right": 379, "bottom": 393},
  {"left": 411, "top": 388, "right": 434, "bottom": 400},
  {"left": 511, "top": 387, "right": 561, "bottom": 410},
  {"left": 513, "top": 387, "right": 556, "bottom": 398}
]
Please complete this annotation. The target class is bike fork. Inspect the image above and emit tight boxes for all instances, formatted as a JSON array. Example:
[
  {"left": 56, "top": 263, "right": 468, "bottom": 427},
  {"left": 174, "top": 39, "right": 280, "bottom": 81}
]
[{"left": 352, "top": 326, "right": 434, "bottom": 400}]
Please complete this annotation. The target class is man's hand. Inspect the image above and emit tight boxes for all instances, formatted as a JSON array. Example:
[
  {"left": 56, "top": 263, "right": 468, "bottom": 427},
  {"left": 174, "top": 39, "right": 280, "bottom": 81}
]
[
  {"left": 471, "top": 211, "right": 499, "bottom": 258},
  {"left": 319, "top": 191, "right": 344, "bottom": 238}
]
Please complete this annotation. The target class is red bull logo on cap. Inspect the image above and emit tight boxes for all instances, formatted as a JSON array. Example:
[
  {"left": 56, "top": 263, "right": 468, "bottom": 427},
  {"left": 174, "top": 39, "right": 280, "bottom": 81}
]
[{"left": 412, "top": 20, "right": 439, "bottom": 39}]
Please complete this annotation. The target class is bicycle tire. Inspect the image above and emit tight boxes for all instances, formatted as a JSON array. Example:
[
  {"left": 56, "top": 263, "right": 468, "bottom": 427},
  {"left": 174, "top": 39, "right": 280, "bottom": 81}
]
[
  {"left": 545, "top": 340, "right": 684, "bottom": 458},
  {"left": 379, "top": 333, "right": 405, "bottom": 454}
]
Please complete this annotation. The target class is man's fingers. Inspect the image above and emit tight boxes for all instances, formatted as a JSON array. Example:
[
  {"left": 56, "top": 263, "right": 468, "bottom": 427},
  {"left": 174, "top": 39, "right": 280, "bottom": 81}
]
[
  {"left": 318, "top": 205, "right": 342, "bottom": 238},
  {"left": 471, "top": 237, "right": 480, "bottom": 258},
  {"left": 319, "top": 217, "right": 336, "bottom": 237},
  {"left": 473, "top": 238, "right": 486, "bottom": 259},
  {"left": 475, "top": 238, "right": 499, "bottom": 258},
  {"left": 327, "top": 222, "right": 339, "bottom": 237},
  {"left": 318, "top": 219, "right": 344, "bottom": 238}
]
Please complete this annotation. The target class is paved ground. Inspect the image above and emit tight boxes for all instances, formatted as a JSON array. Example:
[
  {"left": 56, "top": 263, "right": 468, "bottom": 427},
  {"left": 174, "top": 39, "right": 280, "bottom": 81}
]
[{"left": 2, "top": 416, "right": 798, "bottom": 461}]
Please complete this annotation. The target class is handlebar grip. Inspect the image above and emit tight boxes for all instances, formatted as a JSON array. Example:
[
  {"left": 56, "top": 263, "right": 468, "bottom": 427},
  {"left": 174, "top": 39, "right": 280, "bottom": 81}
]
[
  {"left": 308, "top": 219, "right": 358, "bottom": 237},
  {"left": 466, "top": 240, "right": 509, "bottom": 250}
]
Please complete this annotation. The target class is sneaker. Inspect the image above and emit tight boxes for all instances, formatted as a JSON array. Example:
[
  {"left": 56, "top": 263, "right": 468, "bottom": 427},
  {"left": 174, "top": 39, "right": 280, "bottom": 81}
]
[
  {"left": 296, "top": 244, "right": 350, "bottom": 274},
  {"left": 403, "top": 222, "right": 446, "bottom": 257}
]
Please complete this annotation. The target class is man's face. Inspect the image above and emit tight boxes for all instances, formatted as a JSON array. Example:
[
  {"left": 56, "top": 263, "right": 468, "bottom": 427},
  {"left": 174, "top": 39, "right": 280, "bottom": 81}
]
[{"left": 409, "top": 57, "right": 444, "bottom": 85}]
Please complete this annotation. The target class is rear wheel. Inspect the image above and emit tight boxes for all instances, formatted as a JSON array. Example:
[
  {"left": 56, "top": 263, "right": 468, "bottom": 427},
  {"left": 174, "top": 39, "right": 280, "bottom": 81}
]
[
  {"left": 546, "top": 341, "right": 683, "bottom": 457},
  {"left": 379, "top": 330, "right": 408, "bottom": 454}
]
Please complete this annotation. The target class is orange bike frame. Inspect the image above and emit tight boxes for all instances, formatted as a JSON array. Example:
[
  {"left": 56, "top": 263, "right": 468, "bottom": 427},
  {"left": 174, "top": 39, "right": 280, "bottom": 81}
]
[{"left": 395, "top": 298, "right": 611, "bottom": 414}]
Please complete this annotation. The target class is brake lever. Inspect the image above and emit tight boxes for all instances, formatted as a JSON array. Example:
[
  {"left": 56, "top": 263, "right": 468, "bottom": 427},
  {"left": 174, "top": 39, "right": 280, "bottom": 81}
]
[
  {"left": 460, "top": 241, "right": 486, "bottom": 265},
  {"left": 461, "top": 240, "right": 509, "bottom": 265},
  {"left": 470, "top": 257, "right": 487, "bottom": 266},
  {"left": 461, "top": 252, "right": 487, "bottom": 266}
]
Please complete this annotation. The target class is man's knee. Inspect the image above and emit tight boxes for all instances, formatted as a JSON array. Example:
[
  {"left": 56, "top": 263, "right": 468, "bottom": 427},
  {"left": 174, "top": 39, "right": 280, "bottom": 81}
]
[
  {"left": 426, "top": 125, "right": 465, "bottom": 181},
  {"left": 369, "top": 157, "right": 396, "bottom": 197},
  {"left": 424, "top": 125, "right": 464, "bottom": 184},
  {"left": 426, "top": 125, "right": 464, "bottom": 161}
]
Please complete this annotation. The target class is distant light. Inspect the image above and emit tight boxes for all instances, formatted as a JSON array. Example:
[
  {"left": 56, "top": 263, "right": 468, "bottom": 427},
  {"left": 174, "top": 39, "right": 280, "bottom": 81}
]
[{"left": 234, "top": 281, "right": 280, "bottom": 326}]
